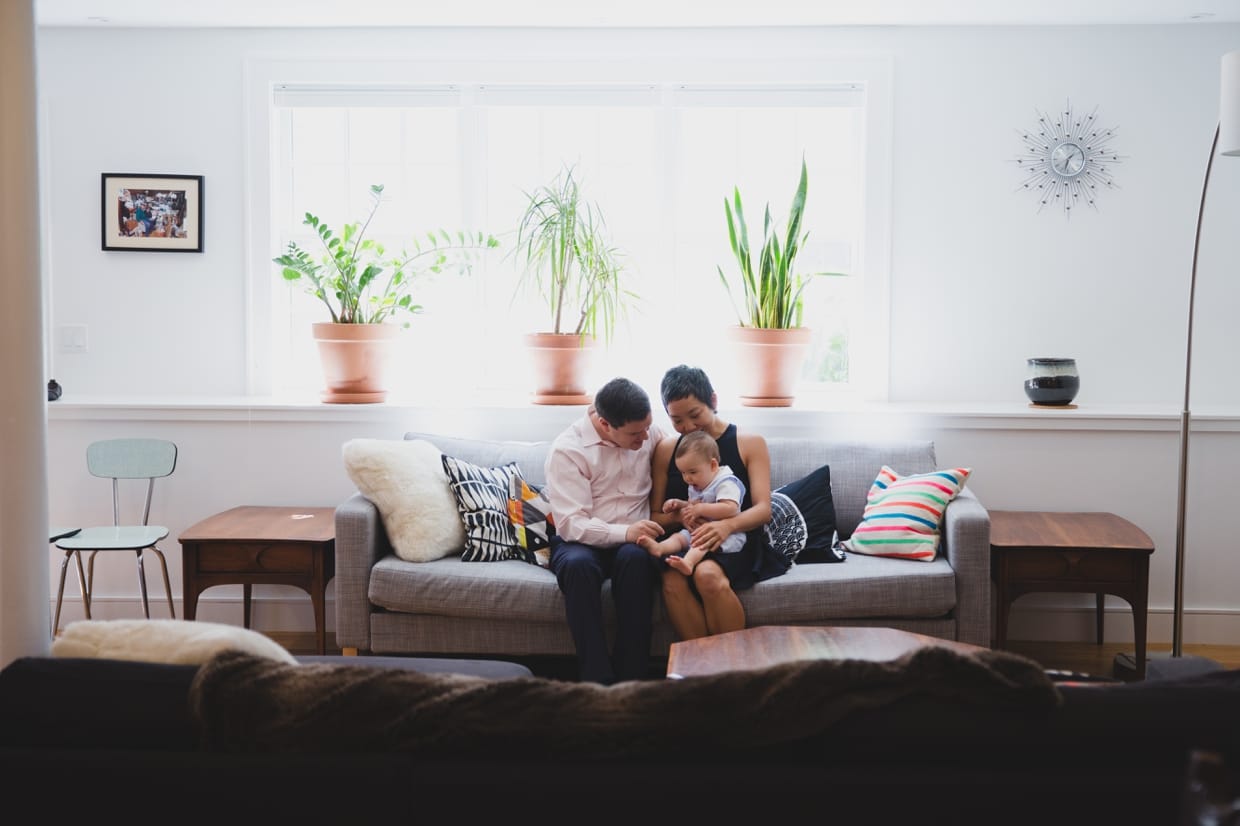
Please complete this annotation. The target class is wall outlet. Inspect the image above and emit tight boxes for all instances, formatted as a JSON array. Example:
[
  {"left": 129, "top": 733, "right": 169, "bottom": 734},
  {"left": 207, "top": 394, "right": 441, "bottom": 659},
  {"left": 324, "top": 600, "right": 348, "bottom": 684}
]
[{"left": 58, "top": 324, "right": 88, "bottom": 353}]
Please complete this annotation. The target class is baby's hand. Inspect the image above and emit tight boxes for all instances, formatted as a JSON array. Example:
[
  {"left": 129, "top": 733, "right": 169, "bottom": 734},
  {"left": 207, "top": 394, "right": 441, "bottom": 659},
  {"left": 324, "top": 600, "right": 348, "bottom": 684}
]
[{"left": 662, "top": 498, "right": 686, "bottom": 514}]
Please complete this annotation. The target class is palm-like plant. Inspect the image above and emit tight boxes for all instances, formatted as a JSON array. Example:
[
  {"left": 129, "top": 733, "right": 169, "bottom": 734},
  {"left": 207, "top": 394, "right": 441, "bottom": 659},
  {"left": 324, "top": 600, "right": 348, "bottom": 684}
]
[
  {"left": 512, "top": 166, "right": 635, "bottom": 341},
  {"left": 274, "top": 184, "right": 499, "bottom": 326},
  {"left": 718, "top": 159, "right": 842, "bottom": 329}
]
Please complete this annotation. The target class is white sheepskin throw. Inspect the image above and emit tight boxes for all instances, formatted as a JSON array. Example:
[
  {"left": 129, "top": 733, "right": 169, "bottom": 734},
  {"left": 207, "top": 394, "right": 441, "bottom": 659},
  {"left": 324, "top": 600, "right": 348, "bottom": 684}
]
[
  {"left": 51, "top": 619, "right": 298, "bottom": 665},
  {"left": 342, "top": 438, "right": 465, "bottom": 562}
]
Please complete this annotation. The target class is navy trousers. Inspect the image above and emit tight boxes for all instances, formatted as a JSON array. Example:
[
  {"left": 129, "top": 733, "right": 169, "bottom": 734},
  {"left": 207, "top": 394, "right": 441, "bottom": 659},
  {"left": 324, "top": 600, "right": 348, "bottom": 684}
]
[{"left": 549, "top": 539, "right": 659, "bottom": 684}]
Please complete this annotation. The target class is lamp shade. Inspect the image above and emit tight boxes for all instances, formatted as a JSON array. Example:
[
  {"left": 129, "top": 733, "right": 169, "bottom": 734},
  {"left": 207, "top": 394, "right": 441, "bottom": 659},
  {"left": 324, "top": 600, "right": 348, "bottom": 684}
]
[{"left": 1222, "top": 50, "right": 1240, "bottom": 156}]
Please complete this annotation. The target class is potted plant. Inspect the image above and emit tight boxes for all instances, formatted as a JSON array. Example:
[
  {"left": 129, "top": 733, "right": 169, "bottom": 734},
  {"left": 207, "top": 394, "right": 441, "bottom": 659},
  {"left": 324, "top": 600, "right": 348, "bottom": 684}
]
[
  {"left": 512, "top": 165, "right": 637, "bottom": 404},
  {"left": 273, "top": 184, "right": 498, "bottom": 403},
  {"left": 717, "top": 159, "right": 841, "bottom": 407}
]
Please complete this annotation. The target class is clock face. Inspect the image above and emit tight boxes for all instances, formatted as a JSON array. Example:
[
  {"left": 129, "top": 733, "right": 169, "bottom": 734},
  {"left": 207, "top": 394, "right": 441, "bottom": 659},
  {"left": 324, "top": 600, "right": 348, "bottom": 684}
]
[
  {"left": 1013, "top": 102, "right": 1123, "bottom": 216},
  {"left": 1050, "top": 141, "right": 1086, "bottom": 177}
]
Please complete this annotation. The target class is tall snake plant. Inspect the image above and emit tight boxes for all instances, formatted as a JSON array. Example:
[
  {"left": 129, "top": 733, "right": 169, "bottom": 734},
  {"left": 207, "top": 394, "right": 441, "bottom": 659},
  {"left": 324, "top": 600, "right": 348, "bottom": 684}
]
[{"left": 718, "top": 159, "right": 842, "bottom": 329}]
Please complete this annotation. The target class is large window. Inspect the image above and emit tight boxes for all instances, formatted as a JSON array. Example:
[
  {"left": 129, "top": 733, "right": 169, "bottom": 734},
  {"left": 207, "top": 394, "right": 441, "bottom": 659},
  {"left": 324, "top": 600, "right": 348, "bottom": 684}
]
[{"left": 252, "top": 59, "right": 890, "bottom": 404}]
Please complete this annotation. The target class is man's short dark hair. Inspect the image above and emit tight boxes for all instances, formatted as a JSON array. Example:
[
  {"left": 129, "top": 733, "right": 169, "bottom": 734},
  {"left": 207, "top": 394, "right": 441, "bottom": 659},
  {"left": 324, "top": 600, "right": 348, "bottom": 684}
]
[
  {"left": 660, "top": 365, "right": 716, "bottom": 411},
  {"left": 594, "top": 377, "right": 651, "bottom": 428}
]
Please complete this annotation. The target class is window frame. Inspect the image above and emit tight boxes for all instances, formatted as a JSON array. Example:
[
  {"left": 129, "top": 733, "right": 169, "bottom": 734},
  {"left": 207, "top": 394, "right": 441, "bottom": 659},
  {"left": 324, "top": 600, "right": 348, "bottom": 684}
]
[{"left": 245, "top": 54, "right": 893, "bottom": 402}]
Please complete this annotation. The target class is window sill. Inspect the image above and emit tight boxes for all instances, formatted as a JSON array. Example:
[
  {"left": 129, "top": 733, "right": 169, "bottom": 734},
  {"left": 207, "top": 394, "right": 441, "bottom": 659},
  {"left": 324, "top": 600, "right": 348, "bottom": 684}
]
[{"left": 43, "top": 392, "right": 1238, "bottom": 434}]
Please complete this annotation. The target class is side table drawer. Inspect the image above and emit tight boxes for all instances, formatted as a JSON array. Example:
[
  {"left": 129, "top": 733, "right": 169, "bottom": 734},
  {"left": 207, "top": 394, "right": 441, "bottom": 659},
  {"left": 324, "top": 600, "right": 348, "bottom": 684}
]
[
  {"left": 1005, "top": 549, "right": 1137, "bottom": 583},
  {"left": 190, "top": 542, "right": 314, "bottom": 574}
]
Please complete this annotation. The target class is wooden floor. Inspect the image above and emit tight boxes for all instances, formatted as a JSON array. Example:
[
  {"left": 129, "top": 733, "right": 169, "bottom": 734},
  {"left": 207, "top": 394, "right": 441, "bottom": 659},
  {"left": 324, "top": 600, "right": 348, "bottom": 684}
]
[{"left": 267, "top": 631, "right": 1240, "bottom": 681}]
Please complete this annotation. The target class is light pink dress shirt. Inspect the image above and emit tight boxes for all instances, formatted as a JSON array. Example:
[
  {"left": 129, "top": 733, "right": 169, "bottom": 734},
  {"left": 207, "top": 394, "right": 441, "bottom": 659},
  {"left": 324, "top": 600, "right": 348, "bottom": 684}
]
[{"left": 544, "top": 412, "right": 666, "bottom": 548}]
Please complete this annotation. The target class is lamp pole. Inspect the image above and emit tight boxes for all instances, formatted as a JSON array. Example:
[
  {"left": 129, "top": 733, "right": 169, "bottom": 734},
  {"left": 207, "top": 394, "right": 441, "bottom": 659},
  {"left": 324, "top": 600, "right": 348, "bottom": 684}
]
[{"left": 1116, "top": 50, "right": 1240, "bottom": 680}]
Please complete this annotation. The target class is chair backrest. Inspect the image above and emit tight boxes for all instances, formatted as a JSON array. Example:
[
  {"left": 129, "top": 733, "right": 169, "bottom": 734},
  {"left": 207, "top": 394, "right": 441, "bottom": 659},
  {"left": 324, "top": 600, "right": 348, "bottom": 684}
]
[{"left": 85, "top": 439, "right": 177, "bottom": 527}]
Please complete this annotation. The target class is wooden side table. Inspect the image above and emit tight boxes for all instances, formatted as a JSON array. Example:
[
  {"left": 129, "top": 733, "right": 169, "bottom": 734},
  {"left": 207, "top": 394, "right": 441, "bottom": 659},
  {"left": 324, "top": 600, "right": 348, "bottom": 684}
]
[
  {"left": 179, "top": 506, "right": 336, "bottom": 654},
  {"left": 989, "top": 510, "right": 1154, "bottom": 679}
]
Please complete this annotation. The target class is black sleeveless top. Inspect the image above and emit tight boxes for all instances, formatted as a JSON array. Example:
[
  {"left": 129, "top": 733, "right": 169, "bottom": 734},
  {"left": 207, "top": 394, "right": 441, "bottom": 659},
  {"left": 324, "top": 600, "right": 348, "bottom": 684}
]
[{"left": 663, "top": 424, "right": 790, "bottom": 589}]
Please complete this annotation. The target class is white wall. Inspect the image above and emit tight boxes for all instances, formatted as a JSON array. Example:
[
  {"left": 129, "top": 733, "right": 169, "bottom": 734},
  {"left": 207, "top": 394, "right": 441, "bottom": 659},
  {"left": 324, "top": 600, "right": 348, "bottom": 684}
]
[{"left": 33, "top": 23, "right": 1240, "bottom": 643}]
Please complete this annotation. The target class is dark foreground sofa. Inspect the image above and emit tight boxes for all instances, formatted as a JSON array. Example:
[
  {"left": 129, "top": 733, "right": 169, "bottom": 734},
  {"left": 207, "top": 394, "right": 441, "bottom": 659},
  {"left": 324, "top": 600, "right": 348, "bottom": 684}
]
[{"left": 2, "top": 648, "right": 1239, "bottom": 825}]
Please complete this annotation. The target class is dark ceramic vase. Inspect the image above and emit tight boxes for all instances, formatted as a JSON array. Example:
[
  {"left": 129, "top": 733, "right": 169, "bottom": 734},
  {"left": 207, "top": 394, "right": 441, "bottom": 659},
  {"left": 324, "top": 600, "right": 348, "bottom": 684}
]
[{"left": 1024, "top": 358, "right": 1079, "bottom": 406}]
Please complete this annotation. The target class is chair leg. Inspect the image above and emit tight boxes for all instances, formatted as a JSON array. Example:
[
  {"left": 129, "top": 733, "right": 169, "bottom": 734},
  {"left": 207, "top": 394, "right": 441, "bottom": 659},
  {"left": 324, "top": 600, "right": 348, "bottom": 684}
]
[
  {"left": 135, "top": 550, "right": 151, "bottom": 619},
  {"left": 73, "top": 551, "right": 91, "bottom": 619},
  {"left": 53, "top": 551, "right": 72, "bottom": 637},
  {"left": 149, "top": 545, "right": 176, "bottom": 619}
]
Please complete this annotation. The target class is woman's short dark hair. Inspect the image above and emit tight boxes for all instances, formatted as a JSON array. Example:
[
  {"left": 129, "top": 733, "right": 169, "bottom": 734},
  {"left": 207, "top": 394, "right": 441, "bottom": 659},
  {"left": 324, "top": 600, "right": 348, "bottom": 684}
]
[
  {"left": 660, "top": 365, "right": 716, "bottom": 411},
  {"left": 594, "top": 377, "right": 651, "bottom": 427}
]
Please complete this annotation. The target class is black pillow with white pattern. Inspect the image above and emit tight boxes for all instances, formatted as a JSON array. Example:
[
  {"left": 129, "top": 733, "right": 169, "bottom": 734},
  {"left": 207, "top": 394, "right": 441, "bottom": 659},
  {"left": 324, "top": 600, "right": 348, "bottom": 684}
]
[
  {"left": 441, "top": 454, "right": 532, "bottom": 563},
  {"left": 766, "top": 464, "right": 845, "bottom": 564}
]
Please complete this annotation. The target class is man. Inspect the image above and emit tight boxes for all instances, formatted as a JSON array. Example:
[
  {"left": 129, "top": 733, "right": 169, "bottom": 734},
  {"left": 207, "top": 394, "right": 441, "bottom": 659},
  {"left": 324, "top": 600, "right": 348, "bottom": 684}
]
[{"left": 545, "top": 377, "right": 667, "bottom": 684}]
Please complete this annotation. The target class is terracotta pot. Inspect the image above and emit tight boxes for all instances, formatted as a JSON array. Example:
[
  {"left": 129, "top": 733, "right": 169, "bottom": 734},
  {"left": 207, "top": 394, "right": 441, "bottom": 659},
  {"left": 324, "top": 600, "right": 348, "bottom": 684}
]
[
  {"left": 311, "top": 322, "right": 398, "bottom": 404},
  {"left": 729, "top": 326, "right": 812, "bottom": 407},
  {"left": 524, "top": 332, "right": 596, "bottom": 405}
]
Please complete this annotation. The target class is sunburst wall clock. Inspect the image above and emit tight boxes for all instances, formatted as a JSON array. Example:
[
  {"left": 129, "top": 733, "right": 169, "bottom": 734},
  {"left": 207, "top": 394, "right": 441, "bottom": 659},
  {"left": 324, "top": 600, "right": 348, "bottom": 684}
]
[{"left": 1012, "top": 102, "right": 1123, "bottom": 216}]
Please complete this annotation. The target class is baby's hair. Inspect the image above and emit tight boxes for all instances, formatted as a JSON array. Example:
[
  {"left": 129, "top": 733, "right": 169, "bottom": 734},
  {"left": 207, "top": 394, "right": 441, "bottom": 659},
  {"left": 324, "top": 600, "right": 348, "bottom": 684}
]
[{"left": 675, "top": 430, "right": 719, "bottom": 464}]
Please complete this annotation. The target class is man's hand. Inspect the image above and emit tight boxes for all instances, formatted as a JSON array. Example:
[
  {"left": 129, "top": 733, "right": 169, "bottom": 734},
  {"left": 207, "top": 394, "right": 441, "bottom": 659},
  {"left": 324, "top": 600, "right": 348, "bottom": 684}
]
[{"left": 625, "top": 519, "right": 663, "bottom": 544}]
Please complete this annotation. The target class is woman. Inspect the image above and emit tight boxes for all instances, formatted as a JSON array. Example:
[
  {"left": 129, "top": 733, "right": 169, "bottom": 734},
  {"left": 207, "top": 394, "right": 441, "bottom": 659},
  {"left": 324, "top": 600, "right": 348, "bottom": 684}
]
[{"left": 647, "top": 365, "right": 790, "bottom": 640}]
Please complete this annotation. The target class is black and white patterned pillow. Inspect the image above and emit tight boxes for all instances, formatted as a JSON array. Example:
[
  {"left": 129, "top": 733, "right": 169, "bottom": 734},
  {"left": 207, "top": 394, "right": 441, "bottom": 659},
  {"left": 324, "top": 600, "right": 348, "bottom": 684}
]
[
  {"left": 766, "top": 464, "right": 845, "bottom": 564},
  {"left": 441, "top": 455, "right": 531, "bottom": 563}
]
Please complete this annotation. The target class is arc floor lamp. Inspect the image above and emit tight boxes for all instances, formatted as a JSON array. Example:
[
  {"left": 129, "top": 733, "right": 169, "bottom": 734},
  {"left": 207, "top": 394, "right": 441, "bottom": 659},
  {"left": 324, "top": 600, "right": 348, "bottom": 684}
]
[{"left": 1115, "top": 50, "right": 1240, "bottom": 680}]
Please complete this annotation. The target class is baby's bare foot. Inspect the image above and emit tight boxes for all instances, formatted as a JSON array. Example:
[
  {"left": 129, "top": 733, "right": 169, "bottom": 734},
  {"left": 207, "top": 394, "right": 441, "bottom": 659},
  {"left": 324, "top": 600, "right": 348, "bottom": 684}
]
[
  {"left": 666, "top": 555, "right": 694, "bottom": 575},
  {"left": 636, "top": 536, "right": 656, "bottom": 552}
]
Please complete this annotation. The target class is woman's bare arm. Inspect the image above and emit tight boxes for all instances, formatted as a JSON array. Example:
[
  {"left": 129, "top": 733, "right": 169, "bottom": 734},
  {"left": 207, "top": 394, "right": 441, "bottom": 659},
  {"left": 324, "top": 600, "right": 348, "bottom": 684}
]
[{"left": 648, "top": 435, "right": 682, "bottom": 532}]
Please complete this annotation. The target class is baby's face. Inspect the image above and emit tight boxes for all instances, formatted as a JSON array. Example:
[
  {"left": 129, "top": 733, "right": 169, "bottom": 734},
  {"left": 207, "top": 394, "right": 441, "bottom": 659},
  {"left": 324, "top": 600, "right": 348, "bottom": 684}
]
[{"left": 676, "top": 455, "right": 718, "bottom": 490}]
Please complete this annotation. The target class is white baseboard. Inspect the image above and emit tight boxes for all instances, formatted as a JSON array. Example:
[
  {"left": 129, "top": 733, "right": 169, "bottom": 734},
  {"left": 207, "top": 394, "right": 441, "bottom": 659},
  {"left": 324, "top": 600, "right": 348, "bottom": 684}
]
[{"left": 51, "top": 595, "right": 1240, "bottom": 646}]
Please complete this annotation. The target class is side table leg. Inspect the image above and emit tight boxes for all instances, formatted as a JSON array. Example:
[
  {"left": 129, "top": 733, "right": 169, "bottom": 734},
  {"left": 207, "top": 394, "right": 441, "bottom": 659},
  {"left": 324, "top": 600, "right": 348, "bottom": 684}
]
[
  {"left": 995, "top": 588, "right": 1011, "bottom": 649},
  {"left": 243, "top": 584, "right": 252, "bottom": 629},
  {"left": 1096, "top": 593, "right": 1105, "bottom": 644},
  {"left": 311, "top": 585, "right": 326, "bottom": 655}
]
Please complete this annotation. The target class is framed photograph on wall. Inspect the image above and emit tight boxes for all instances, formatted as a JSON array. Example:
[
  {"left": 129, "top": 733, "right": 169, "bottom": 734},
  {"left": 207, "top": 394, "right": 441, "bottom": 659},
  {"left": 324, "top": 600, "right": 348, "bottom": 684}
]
[{"left": 101, "top": 173, "right": 203, "bottom": 252}]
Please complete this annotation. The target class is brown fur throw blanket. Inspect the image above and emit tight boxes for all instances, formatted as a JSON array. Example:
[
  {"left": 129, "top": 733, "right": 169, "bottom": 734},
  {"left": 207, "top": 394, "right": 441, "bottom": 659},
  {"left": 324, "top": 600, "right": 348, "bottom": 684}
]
[{"left": 190, "top": 646, "right": 1060, "bottom": 758}]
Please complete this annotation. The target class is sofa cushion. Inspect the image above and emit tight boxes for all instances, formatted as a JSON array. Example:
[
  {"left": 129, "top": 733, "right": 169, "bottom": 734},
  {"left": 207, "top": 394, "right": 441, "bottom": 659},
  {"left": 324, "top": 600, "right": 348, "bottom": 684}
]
[
  {"left": 342, "top": 438, "right": 465, "bottom": 562},
  {"left": 843, "top": 466, "right": 971, "bottom": 561},
  {"left": 406, "top": 432, "right": 552, "bottom": 486},
  {"left": 764, "top": 439, "right": 936, "bottom": 536},
  {"left": 507, "top": 477, "right": 555, "bottom": 568},
  {"left": 768, "top": 464, "right": 843, "bottom": 564},
  {"left": 441, "top": 455, "right": 532, "bottom": 563}
]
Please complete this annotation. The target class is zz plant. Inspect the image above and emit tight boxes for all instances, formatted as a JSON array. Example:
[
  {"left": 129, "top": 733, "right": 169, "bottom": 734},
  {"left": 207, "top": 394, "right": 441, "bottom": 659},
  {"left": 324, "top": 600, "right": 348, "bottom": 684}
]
[{"left": 274, "top": 184, "right": 499, "bottom": 326}]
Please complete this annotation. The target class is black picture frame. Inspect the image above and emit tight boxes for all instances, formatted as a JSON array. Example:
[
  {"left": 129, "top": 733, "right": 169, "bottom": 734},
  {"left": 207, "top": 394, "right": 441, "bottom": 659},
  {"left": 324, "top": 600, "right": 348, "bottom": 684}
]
[{"left": 101, "top": 173, "right": 203, "bottom": 252}]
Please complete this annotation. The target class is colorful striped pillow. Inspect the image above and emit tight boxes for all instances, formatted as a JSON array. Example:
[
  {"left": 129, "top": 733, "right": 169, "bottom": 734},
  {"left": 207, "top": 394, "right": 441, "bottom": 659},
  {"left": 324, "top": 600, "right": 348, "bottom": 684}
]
[{"left": 841, "top": 466, "right": 972, "bottom": 561}]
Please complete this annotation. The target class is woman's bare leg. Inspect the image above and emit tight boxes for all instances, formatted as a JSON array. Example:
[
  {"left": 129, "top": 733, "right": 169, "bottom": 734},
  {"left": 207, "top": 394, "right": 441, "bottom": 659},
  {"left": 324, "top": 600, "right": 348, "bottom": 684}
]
[
  {"left": 662, "top": 568, "right": 708, "bottom": 640},
  {"left": 692, "top": 561, "right": 745, "bottom": 635}
]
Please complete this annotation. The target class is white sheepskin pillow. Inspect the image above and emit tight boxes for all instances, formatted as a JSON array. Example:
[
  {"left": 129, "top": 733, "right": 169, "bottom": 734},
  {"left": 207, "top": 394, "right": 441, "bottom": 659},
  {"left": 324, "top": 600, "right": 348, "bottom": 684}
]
[
  {"left": 342, "top": 438, "right": 466, "bottom": 562},
  {"left": 51, "top": 619, "right": 298, "bottom": 665}
]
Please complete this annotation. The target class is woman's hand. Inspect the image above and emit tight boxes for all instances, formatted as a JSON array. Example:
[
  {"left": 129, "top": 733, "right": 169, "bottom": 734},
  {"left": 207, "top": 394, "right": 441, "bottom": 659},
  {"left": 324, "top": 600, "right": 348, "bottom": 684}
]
[{"left": 689, "top": 520, "right": 731, "bottom": 552}]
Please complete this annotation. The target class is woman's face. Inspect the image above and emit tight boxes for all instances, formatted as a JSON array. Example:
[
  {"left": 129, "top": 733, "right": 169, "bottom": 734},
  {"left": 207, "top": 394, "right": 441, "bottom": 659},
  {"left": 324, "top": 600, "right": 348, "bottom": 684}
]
[{"left": 664, "top": 394, "right": 716, "bottom": 435}]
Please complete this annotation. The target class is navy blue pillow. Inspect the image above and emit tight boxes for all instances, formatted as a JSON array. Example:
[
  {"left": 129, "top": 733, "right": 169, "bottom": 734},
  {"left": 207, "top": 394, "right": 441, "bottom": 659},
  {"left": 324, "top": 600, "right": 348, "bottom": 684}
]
[{"left": 767, "top": 464, "right": 844, "bottom": 564}]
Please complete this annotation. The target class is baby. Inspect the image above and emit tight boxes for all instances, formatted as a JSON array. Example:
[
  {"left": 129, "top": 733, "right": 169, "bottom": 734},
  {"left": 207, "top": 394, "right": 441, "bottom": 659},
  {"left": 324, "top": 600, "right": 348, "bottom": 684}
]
[{"left": 639, "top": 430, "right": 745, "bottom": 574}]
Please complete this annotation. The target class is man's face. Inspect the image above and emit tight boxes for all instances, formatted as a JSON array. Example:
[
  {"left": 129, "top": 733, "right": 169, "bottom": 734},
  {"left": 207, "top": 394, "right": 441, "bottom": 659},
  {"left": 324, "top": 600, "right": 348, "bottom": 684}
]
[{"left": 604, "top": 414, "right": 653, "bottom": 450}]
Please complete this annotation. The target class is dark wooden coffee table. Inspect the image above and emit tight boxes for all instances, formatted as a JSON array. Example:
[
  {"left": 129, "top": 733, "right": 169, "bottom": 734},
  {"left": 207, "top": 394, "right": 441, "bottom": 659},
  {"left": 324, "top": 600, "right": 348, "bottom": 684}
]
[
  {"left": 666, "top": 625, "right": 987, "bottom": 679},
  {"left": 180, "top": 506, "right": 336, "bottom": 654},
  {"left": 989, "top": 510, "right": 1154, "bottom": 679}
]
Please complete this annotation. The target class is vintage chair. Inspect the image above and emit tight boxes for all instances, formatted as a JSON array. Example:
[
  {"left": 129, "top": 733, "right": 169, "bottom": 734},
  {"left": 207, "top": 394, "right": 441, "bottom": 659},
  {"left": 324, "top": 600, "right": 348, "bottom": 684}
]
[{"left": 52, "top": 439, "right": 178, "bottom": 636}]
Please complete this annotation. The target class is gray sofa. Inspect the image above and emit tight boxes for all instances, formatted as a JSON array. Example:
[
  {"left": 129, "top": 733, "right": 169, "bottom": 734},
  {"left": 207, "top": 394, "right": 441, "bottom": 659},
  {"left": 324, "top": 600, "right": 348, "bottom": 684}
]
[{"left": 335, "top": 431, "right": 992, "bottom": 657}]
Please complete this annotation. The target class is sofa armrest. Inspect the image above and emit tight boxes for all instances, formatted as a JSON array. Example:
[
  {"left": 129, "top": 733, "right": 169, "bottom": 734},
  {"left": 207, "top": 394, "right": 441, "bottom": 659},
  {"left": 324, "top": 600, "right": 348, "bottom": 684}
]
[
  {"left": 940, "top": 488, "right": 991, "bottom": 648},
  {"left": 335, "top": 492, "right": 390, "bottom": 652}
]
